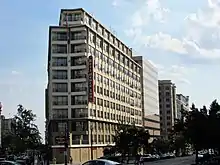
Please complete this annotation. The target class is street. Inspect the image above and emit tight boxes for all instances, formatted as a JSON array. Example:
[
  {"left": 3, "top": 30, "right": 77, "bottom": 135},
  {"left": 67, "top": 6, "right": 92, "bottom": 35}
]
[{"left": 144, "top": 156, "right": 195, "bottom": 165}]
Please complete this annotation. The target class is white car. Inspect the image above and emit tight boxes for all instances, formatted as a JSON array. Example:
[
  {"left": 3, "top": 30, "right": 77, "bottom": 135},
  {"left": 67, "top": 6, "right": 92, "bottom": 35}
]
[{"left": 82, "top": 159, "right": 122, "bottom": 165}]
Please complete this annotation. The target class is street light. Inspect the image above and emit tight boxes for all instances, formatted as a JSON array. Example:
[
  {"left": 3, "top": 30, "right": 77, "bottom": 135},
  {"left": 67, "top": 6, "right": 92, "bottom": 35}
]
[{"left": 90, "top": 124, "right": 93, "bottom": 160}]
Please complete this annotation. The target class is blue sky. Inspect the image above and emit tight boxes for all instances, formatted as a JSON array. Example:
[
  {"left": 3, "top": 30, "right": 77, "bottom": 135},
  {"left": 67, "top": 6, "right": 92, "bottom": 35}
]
[{"left": 1, "top": 0, "right": 220, "bottom": 139}]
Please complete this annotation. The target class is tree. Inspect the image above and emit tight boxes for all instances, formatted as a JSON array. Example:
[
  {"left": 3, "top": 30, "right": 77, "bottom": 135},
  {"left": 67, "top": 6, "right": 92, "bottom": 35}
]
[
  {"left": 151, "top": 138, "right": 170, "bottom": 154},
  {"left": 114, "top": 124, "right": 150, "bottom": 163},
  {"left": 2, "top": 104, "right": 42, "bottom": 154}
]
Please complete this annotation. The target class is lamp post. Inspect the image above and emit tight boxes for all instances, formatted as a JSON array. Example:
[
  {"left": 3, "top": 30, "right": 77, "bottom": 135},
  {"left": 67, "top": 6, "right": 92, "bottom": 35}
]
[{"left": 90, "top": 124, "right": 93, "bottom": 160}]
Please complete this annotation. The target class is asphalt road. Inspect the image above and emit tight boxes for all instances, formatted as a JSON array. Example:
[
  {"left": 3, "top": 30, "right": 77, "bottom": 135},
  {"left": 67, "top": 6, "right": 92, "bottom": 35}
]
[{"left": 144, "top": 156, "right": 195, "bottom": 165}]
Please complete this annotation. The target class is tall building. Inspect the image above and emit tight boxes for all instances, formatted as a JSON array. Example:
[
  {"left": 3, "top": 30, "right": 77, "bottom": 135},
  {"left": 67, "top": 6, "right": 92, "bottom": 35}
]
[
  {"left": 46, "top": 8, "right": 142, "bottom": 163},
  {"left": 133, "top": 56, "right": 160, "bottom": 139},
  {"left": 176, "top": 94, "right": 189, "bottom": 119},
  {"left": 158, "top": 80, "right": 177, "bottom": 138},
  {"left": 133, "top": 56, "right": 159, "bottom": 117}
]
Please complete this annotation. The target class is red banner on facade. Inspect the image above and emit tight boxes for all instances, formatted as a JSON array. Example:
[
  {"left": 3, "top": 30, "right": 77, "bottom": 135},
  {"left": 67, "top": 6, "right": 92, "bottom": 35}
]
[{"left": 88, "top": 56, "right": 94, "bottom": 103}]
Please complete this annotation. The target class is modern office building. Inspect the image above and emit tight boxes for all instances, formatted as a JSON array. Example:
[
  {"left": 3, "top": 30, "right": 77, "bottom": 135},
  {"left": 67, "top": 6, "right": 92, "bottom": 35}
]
[
  {"left": 46, "top": 8, "right": 142, "bottom": 163},
  {"left": 144, "top": 114, "right": 160, "bottom": 142},
  {"left": 158, "top": 80, "right": 177, "bottom": 139},
  {"left": 176, "top": 94, "right": 189, "bottom": 120},
  {"left": 133, "top": 56, "right": 159, "bottom": 117}
]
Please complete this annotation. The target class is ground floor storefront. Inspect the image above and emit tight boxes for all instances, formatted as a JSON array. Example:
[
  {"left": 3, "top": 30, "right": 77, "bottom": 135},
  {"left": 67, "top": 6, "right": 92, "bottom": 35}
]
[{"left": 52, "top": 146, "right": 104, "bottom": 163}]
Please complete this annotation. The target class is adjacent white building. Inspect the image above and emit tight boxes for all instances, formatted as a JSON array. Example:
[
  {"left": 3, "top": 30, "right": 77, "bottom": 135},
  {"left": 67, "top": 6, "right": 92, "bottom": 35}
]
[{"left": 133, "top": 56, "right": 159, "bottom": 117}]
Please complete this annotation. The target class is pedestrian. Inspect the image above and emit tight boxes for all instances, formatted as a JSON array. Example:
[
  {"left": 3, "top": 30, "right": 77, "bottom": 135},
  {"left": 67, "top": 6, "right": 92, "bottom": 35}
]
[{"left": 69, "top": 156, "right": 73, "bottom": 165}]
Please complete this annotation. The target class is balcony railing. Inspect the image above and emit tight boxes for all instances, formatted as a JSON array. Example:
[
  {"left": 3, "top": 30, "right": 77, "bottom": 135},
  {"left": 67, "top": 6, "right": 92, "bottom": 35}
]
[
  {"left": 73, "top": 100, "right": 88, "bottom": 105},
  {"left": 73, "top": 61, "right": 86, "bottom": 66},
  {"left": 53, "top": 114, "right": 68, "bottom": 119},
  {"left": 71, "top": 48, "right": 87, "bottom": 53},
  {"left": 72, "top": 74, "right": 87, "bottom": 79},
  {"left": 73, "top": 87, "right": 87, "bottom": 92}
]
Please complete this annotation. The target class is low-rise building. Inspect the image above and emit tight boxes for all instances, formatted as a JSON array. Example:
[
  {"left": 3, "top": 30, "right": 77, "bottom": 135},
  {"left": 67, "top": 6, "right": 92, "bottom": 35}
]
[
  {"left": 144, "top": 114, "right": 160, "bottom": 142},
  {"left": 2, "top": 117, "right": 14, "bottom": 135}
]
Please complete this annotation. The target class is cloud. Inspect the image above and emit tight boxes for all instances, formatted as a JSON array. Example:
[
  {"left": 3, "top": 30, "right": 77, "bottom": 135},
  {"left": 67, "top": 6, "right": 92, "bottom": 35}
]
[
  {"left": 11, "top": 70, "right": 21, "bottom": 75},
  {"left": 124, "top": 0, "right": 220, "bottom": 64},
  {"left": 124, "top": 0, "right": 170, "bottom": 38},
  {"left": 158, "top": 64, "right": 196, "bottom": 85}
]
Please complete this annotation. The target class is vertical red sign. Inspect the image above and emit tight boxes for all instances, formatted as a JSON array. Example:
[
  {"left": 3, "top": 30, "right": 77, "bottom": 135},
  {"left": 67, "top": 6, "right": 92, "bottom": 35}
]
[{"left": 88, "top": 56, "right": 94, "bottom": 103}]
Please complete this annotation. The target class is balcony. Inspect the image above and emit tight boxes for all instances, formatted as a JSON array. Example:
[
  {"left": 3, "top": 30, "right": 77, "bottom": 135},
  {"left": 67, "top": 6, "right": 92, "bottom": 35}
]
[
  {"left": 70, "top": 48, "right": 87, "bottom": 57},
  {"left": 70, "top": 35, "right": 87, "bottom": 45},
  {"left": 71, "top": 74, "right": 87, "bottom": 83},
  {"left": 52, "top": 114, "right": 68, "bottom": 119},
  {"left": 71, "top": 87, "right": 87, "bottom": 95},
  {"left": 70, "top": 58, "right": 87, "bottom": 70}
]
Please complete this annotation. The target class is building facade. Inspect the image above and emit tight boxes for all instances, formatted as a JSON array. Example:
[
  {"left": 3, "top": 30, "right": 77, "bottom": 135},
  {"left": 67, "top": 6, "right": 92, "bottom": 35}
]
[
  {"left": 176, "top": 94, "right": 189, "bottom": 120},
  {"left": 1, "top": 116, "right": 14, "bottom": 135},
  {"left": 158, "top": 80, "right": 177, "bottom": 138},
  {"left": 133, "top": 56, "right": 159, "bottom": 117},
  {"left": 46, "top": 8, "right": 142, "bottom": 163},
  {"left": 144, "top": 114, "right": 160, "bottom": 142}
]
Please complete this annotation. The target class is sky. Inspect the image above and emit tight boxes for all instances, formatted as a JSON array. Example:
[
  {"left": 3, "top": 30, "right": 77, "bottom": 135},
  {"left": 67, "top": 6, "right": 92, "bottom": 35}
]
[{"left": 1, "top": 0, "right": 220, "bottom": 139}]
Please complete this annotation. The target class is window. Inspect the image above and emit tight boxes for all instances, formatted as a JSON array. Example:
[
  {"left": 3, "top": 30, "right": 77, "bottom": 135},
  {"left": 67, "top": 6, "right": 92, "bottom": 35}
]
[
  {"left": 52, "top": 57, "right": 67, "bottom": 66},
  {"left": 52, "top": 44, "right": 67, "bottom": 53},
  {"left": 71, "top": 32, "right": 86, "bottom": 40},
  {"left": 70, "top": 57, "right": 86, "bottom": 66},
  {"left": 71, "top": 82, "right": 87, "bottom": 92},
  {"left": 52, "top": 83, "right": 68, "bottom": 92},
  {"left": 71, "top": 44, "right": 86, "bottom": 53},
  {"left": 166, "top": 104, "right": 170, "bottom": 108},
  {"left": 53, "top": 96, "right": 68, "bottom": 105},
  {"left": 52, "top": 32, "right": 67, "bottom": 41},
  {"left": 58, "top": 122, "right": 67, "bottom": 132},
  {"left": 72, "top": 121, "right": 88, "bottom": 131},
  {"left": 166, "top": 98, "right": 170, "bottom": 102},
  {"left": 52, "top": 70, "right": 67, "bottom": 79},
  {"left": 71, "top": 70, "right": 86, "bottom": 79},
  {"left": 165, "top": 92, "right": 170, "bottom": 96},
  {"left": 71, "top": 96, "right": 88, "bottom": 105},
  {"left": 52, "top": 109, "right": 68, "bottom": 119},
  {"left": 71, "top": 108, "right": 88, "bottom": 118}
]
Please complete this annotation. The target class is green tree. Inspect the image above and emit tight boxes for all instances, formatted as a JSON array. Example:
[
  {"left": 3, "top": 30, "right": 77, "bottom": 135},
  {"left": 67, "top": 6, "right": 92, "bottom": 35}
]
[
  {"left": 2, "top": 104, "right": 42, "bottom": 153},
  {"left": 151, "top": 138, "right": 170, "bottom": 154},
  {"left": 114, "top": 124, "right": 150, "bottom": 163}
]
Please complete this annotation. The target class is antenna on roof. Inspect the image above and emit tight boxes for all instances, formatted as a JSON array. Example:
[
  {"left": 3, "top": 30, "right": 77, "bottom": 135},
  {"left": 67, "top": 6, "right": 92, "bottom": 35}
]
[
  {"left": 91, "top": 12, "right": 94, "bottom": 17},
  {"left": 113, "top": 30, "right": 117, "bottom": 36}
]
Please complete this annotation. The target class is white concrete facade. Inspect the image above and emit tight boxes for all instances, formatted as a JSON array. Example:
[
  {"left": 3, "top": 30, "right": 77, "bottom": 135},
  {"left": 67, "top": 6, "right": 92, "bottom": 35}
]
[{"left": 133, "top": 56, "right": 159, "bottom": 117}]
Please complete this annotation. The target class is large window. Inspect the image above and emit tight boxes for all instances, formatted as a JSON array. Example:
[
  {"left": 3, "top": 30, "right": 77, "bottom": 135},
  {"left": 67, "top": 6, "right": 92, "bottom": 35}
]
[
  {"left": 52, "top": 70, "right": 67, "bottom": 79},
  {"left": 71, "top": 108, "right": 88, "bottom": 118},
  {"left": 52, "top": 57, "right": 67, "bottom": 66},
  {"left": 71, "top": 96, "right": 88, "bottom": 105},
  {"left": 53, "top": 96, "right": 68, "bottom": 105},
  {"left": 52, "top": 83, "right": 68, "bottom": 92},
  {"left": 52, "top": 109, "right": 68, "bottom": 119},
  {"left": 52, "top": 44, "right": 67, "bottom": 53}
]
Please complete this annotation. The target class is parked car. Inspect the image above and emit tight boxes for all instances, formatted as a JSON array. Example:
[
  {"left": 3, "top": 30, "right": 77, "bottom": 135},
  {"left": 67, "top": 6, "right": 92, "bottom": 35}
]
[
  {"left": 98, "top": 156, "right": 121, "bottom": 163},
  {"left": 0, "top": 161, "right": 20, "bottom": 165},
  {"left": 82, "top": 159, "right": 122, "bottom": 165},
  {"left": 140, "top": 154, "right": 154, "bottom": 162}
]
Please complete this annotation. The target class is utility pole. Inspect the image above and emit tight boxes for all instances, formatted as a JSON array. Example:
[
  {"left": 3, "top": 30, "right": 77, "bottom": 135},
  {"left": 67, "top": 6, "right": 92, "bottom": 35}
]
[{"left": 90, "top": 125, "right": 93, "bottom": 160}]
